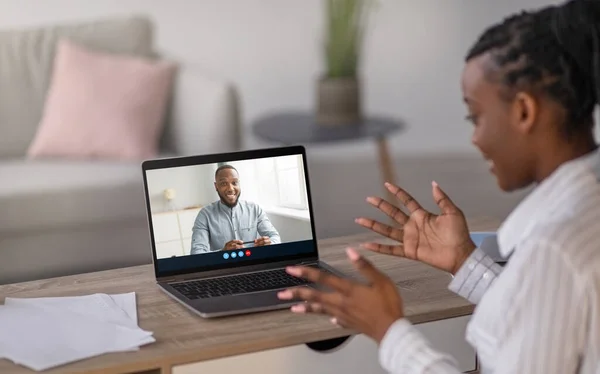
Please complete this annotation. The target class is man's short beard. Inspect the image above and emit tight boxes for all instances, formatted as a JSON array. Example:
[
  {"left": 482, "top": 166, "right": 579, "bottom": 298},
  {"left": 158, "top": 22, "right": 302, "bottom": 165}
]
[{"left": 219, "top": 191, "right": 241, "bottom": 207}]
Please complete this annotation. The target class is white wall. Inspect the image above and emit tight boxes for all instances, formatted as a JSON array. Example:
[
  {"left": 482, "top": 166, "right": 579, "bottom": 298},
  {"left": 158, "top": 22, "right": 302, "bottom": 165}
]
[
  {"left": 145, "top": 164, "right": 217, "bottom": 213},
  {"left": 267, "top": 213, "right": 313, "bottom": 243},
  {"left": 0, "top": 0, "right": 570, "bottom": 162}
]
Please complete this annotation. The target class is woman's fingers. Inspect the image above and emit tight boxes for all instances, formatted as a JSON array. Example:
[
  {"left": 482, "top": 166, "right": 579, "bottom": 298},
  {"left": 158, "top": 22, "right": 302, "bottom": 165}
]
[
  {"left": 291, "top": 303, "right": 351, "bottom": 328},
  {"left": 291, "top": 302, "right": 343, "bottom": 317},
  {"left": 385, "top": 182, "right": 425, "bottom": 214},
  {"left": 365, "top": 196, "right": 408, "bottom": 224},
  {"left": 355, "top": 218, "right": 403, "bottom": 242},
  {"left": 361, "top": 242, "right": 405, "bottom": 257},
  {"left": 431, "top": 181, "right": 460, "bottom": 214}
]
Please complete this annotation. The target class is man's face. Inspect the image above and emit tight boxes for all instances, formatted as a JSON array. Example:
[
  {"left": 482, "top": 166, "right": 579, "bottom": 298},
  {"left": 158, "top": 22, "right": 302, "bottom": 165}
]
[{"left": 215, "top": 168, "right": 241, "bottom": 207}]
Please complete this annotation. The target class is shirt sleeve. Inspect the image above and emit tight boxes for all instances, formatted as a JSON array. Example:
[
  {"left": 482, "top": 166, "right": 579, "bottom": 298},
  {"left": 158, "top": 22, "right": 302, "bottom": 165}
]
[
  {"left": 489, "top": 239, "right": 587, "bottom": 374},
  {"left": 377, "top": 249, "right": 502, "bottom": 373},
  {"left": 378, "top": 319, "right": 463, "bottom": 374},
  {"left": 447, "top": 247, "right": 504, "bottom": 304},
  {"left": 379, "top": 238, "right": 588, "bottom": 374},
  {"left": 256, "top": 206, "right": 281, "bottom": 244},
  {"left": 190, "top": 211, "right": 210, "bottom": 254}
]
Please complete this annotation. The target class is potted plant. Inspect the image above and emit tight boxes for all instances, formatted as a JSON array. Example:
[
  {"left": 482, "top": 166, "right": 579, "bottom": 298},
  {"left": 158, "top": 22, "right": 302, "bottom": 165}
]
[{"left": 316, "top": 0, "right": 375, "bottom": 126}]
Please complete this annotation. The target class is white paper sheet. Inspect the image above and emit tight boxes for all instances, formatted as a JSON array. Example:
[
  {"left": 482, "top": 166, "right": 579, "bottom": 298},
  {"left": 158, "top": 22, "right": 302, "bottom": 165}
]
[
  {"left": 109, "top": 292, "right": 138, "bottom": 324},
  {"left": 0, "top": 292, "right": 154, "bottom": 371},
  {"left": 5, "top": 293, "right": 140, "bottom": 329}
]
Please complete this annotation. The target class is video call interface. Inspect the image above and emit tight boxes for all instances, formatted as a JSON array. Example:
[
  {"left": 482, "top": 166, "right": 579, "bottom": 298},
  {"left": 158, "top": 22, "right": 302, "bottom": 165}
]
[{"left": 145, "top": 154, "right": 315, "bottom": 272}]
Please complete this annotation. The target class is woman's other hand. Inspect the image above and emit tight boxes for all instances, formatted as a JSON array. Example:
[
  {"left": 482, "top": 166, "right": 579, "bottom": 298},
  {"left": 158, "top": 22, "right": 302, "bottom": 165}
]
[{"left": 356, "top": 182, "right": 475, "bottom": 275}]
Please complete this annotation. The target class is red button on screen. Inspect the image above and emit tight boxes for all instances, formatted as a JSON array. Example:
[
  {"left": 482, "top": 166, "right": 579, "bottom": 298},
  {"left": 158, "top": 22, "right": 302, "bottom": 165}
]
[{"left": 245, "top": 250, "right": 251, "bottom": 257}]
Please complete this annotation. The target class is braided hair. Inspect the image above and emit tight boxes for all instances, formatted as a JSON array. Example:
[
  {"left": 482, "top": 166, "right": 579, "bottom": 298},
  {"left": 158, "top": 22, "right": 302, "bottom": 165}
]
[{"left": 466, "top": 0, "right": 600, "bottom": 137}]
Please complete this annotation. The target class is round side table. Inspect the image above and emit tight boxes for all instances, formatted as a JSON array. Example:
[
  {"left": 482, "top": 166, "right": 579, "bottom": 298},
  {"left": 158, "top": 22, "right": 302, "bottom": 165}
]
[{"left": 252, "top": 111, "right": 406, "bottom": 203}]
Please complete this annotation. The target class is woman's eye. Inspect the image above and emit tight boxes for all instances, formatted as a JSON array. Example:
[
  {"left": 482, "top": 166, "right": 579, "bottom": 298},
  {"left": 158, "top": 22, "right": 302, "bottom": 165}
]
[{"left": 465, "top": 114, "right": 478, "bottom": 124}]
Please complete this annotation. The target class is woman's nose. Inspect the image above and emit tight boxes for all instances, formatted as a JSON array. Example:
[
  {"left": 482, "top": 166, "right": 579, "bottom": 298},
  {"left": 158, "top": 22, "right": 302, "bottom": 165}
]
[{"left": 471, "top": 132, "right": 479, "bottom": 147}]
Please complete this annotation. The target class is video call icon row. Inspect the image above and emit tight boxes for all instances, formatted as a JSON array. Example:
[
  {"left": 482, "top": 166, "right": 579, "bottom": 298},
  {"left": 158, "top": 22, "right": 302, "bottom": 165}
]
[{"left": 223, "top": 250, "right": 251, "bottom": 260}]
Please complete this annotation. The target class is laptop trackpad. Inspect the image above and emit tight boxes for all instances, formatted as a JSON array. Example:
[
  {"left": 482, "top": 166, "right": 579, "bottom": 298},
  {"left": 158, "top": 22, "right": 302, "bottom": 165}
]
[
  {"left": 236, "top": 286, "right": 310, "bottom": 309},
  {"left": 241, "top": 288, "right": 308, "bottom": 307},
  {"left": 192, "top": 287, "right": 307, "bottom": 316}
]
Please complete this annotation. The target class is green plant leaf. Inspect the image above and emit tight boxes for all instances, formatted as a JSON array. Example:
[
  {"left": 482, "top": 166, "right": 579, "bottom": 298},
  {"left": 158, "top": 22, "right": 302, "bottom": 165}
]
[{"left": 323, "top": 0, "right": 375, "bottom": 78}]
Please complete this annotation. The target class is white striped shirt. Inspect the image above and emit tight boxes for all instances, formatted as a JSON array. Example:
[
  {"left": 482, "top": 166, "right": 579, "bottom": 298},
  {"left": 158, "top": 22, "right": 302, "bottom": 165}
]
[{"left": 379, "top": 149, "right": 600, "bottom": 374}]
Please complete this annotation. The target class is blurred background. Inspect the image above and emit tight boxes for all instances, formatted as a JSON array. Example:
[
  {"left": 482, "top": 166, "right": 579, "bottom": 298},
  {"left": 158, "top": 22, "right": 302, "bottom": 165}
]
[{"left": 0, "top": 0, "right": 574, "bottom": 284}]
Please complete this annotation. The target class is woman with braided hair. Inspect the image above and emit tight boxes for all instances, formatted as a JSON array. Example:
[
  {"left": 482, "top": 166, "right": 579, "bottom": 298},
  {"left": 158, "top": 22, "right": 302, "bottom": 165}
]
[{"left": 277, "top": 0, "right": 600, "bottom": 372}]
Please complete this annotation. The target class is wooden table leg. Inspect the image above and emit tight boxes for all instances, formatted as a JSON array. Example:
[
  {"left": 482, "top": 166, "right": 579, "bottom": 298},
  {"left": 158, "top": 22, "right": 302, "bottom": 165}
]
[{"left": 376, "top": 137, "right": 397, "bottom": 204}]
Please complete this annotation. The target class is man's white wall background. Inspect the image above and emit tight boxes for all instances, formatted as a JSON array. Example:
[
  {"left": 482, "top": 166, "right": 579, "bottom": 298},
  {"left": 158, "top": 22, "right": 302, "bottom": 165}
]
[{"left": 146, "top": 164, "right": 217, "bottom": 213}]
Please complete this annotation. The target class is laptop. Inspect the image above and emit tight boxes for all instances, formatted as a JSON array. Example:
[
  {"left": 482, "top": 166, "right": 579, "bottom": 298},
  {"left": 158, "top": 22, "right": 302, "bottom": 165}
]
[{"left": 141, "top": 145, "right": 345, "bottom": 318}]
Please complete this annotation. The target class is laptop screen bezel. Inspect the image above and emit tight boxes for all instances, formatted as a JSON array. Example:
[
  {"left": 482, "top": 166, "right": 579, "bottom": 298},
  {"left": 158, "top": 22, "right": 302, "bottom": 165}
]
[{"left": 141, "top": 145, "right": 320, "bottom": 279}]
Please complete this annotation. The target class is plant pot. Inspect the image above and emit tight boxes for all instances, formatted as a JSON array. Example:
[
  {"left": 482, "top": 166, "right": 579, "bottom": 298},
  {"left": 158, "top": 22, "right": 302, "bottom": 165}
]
[{"left": 316, "top": 77, "right": 361, "bottom": 126}]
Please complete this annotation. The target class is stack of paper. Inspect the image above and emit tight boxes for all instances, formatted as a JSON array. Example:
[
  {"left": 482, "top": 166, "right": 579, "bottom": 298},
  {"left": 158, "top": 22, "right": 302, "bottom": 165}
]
[{"left": 0, "top": 292, "right": 155, "bottom": 371}]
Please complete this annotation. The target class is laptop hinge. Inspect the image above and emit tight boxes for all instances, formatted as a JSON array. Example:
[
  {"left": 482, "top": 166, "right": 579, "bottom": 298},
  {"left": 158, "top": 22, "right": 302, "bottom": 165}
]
[
  {"left": 157, "top": 274, "right": 194, "bottom": 283},
  {"left": 157, "top": 277, "right": 175, "bottom": 283},
  {"left": 158, "top": 275, "right": 195, "bottom": 283},
  {"left": 157, "top": 256, "right": 320, "bottom": 283}
]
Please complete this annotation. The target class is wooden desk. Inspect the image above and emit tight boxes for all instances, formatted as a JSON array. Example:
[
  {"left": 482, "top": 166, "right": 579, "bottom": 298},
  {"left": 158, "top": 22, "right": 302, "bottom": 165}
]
[{"left": 0, "top": 217, "right": 500, "bottom": 374}]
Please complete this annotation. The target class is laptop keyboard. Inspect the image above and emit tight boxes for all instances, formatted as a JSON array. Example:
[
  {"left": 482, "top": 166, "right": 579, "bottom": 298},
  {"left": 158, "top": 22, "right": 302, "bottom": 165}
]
[{"left": 171, "top": 265, "right": 321, "bottom": 299}]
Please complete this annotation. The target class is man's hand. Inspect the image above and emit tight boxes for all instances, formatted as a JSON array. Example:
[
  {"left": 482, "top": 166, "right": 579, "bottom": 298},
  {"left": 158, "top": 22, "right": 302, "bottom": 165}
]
[
  {"left": 356, "top": 181, "right": 476, "bottom": 275},
  {"left": 254, "top": 236, "right": 271, "bottom": 246},
  {"left": 277, "top": 248, "right": 404, "bottom": 344},
  {"left": 224, "top": 240, "right": 244, "bottom": 250}
]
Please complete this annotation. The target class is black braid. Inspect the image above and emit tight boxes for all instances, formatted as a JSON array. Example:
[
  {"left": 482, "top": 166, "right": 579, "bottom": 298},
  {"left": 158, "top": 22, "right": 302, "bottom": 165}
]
[{"left": 466, "top": 0, "right": 600, "bottom": 137}]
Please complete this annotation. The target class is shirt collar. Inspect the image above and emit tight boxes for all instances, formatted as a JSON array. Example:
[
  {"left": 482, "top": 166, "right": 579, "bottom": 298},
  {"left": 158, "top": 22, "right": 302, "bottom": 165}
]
[
  {"left": 218, "top": 200, "right": 241, "bottom": 212},
  {"left": 497, "top": 147, "right": 600, "bottom": 258}
]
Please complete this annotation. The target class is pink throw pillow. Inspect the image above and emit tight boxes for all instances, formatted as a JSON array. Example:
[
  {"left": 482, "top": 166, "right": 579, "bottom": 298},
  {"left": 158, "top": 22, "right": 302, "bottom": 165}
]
[{"left": 27, "top": 39, "right": 177, "bottom": 161}]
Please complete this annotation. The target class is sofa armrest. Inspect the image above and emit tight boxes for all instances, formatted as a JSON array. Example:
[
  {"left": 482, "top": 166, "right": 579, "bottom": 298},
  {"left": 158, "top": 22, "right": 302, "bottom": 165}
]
[{"left": 162, "top": 65, "right": 241, "bottom": 156}]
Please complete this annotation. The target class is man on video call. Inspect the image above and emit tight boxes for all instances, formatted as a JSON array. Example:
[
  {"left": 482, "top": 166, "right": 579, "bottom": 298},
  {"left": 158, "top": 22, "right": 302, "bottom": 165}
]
[{"left": 190, "top": 164, "right": 281, "bottom": 254}]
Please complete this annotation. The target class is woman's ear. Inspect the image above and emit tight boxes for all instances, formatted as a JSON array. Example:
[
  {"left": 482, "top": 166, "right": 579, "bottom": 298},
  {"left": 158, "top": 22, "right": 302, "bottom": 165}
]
[{"left": 511, "top": 91, "right": 538, "bottom": 134}]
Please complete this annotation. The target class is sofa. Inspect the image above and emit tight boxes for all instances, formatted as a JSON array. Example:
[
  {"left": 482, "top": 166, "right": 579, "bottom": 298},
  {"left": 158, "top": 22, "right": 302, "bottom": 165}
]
[{"left": 0, "top": 16, "right": 241, "bottom": 284}]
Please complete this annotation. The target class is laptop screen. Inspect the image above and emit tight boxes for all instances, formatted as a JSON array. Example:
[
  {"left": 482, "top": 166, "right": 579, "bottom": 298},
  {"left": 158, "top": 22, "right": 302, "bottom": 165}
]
[{"left": 142, "top": 146, "right": 318, "bottom": 278}]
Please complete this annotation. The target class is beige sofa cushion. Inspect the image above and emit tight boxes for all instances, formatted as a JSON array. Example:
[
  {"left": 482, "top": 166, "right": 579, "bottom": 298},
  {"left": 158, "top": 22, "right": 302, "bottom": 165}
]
[
  {"left": 0, "top": 160, "right": 147, "bottom": 233},
  {"left": 0, "top": 16, "right": 154, "bottom": 158}
]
